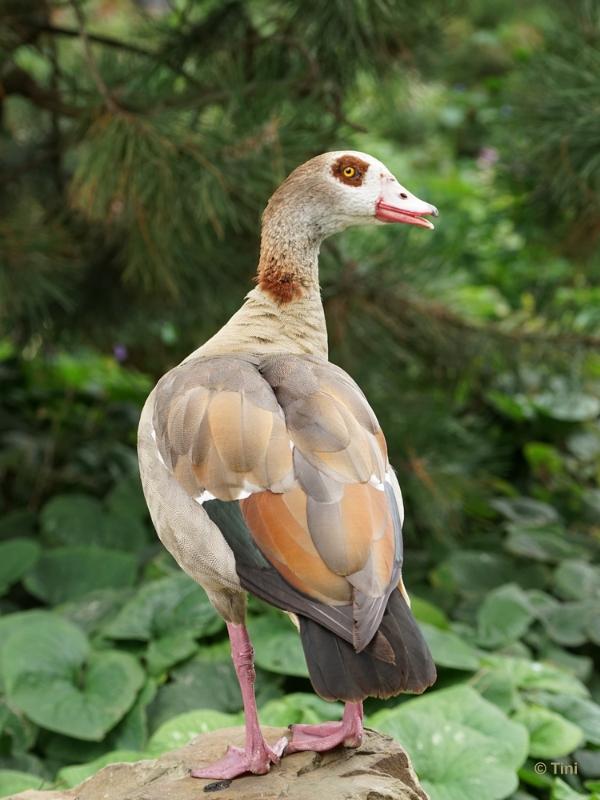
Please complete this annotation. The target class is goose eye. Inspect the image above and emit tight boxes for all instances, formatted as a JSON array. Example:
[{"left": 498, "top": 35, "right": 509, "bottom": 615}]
[{"left": 343, "top": 166, "right": 356, "bottom": 178}]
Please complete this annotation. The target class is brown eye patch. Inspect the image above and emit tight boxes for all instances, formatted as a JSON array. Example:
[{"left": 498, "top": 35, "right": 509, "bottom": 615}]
[{"left": 331, "top": 155, "right": 370, "bottom": 187}]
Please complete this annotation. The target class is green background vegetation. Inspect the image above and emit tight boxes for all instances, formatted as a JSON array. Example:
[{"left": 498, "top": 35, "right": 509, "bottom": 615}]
[{"left": 1, "top": 1, "right": 600, "bottom": 799}]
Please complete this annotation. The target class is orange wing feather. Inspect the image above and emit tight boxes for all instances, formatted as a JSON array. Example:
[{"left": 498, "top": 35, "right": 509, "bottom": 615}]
[{"left": 241, "top": 481, "right": 395, "bottom": 608}]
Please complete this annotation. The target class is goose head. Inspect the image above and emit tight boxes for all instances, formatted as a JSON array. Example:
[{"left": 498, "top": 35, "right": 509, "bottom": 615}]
[{"left": 263, "top": 150, "right": 438, "bottom": 239}]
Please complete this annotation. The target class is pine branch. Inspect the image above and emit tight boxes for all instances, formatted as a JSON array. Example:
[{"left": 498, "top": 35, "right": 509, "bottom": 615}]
[
  {"left": 69, "top": 0, "right": 119, "bottom": 113},
  {"left": 1, "top": 66, "right": 81, "bottom": 118},
  {"left": 361, "top": 286, "right": 600, "bottom": 353},
  {"left": 33, "top": 23, "right": 201, "bottom": 86}
]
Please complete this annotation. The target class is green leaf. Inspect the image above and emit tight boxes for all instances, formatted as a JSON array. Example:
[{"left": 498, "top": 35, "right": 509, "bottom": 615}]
[
  {"left": 146, "top": 632, "right": 198, "bottom": 675},
  {"left": 478, "top": 655, "right": 589, "bottom": 698},
  {"left": 420, "top": 623, "right": 481, "bottom": 670},
  {"left": 104, "top": 573, "right": 223, "bottom": 641},
  {"left": 2, "top": 617, "right": 144, "bottom": 740},
  {"left": 493, "top": 498, "right": 560, "bottom": 525},
  {"left": 105, "top": 476, "right": 148, "bottom": 521},
  {"left": 533, "top": 392, "right": 600, "bottom": 422},
  {"left": 39, "top": 493, "right": 147, "bottom": 551},
  {"left": 0, "top": 610, "right": 55, "bottom": 691},
  {"left": 58, "top": 750, "right": 146, "bottom": 789},
  {"left": 260, "top": 694, "right": 342, "bottom": 726},
  {"left": 471, "top": 668, "right": 520, "bottom": 714},
  {"left": 109, "top": 679, "right": 157, "bottom": 752},
  {"left": 513, "top": 705, "right": 584, "bottom": 758},
  {"left": 0, "top": 539, "right": 40, "bottom": 595},
  {"left": 58, "top": 588, "right": 134, "bottom": 634},
  {"left": 505, "top": 525, "right": 582, "bottom": 563},
  {"left": 541, "top": 601, "right": 599, "bottom": 647},
  {"left": 411, "top": 596, "right": 450, "bottom": 629},
  {"left": 0, "top": 699, "right": 37, "bottom": 754},
  {"left": 147, "top": 710, "right": 242, "bottom": 755},
  {"left": 434, "top": 551, "right": 515, "bottom": 595},
  {"left": 0, "top": 770, "right": 47, "bottom": 796},
  {"left": 551, "top": 779, "right": 591, "bottom": 800},
  {"left": 247, "top": 613, "right": 308, "bottom": 677},
  {"left": 96, "top": 513, "right": 148, "bottom": 553},
  {"left": 554, "top": 561, "right": 600, "bottom": 601},
  {"left": 535, "top": 695, "right": 600, "bottom": 746},
  {"left": 40, "top": 494, "right": 105, "bottom": 546},
  {"left": 148, "top": 652, "right": 242, "bottom": 730},
  {"left": 24, "top": 546, "right": 137, "bottom": 604},
  {"left": 476, "top": 584, "right": 534, "bottom": 648},
  {"left": 371, "top": 685, "right": 529, "bottom": 800}
]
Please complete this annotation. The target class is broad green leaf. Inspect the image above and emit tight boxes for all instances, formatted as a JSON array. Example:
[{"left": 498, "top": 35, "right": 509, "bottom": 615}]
[
  {"left": 527, "top": 590, "right": 560, "bottom": 617},
  {"left": 551, "top": 779, "right": 592, "bottom": 800},
  {"left": 24, "top": 546, "right": 137, "bottom": 604},
  {"left": 371, "top": 685, "right": 528, "bottom": 800},
  {"left": 146, "top": 647, "right": 282, "bottom": 731},
  {"left": 0, "top": 699, "right": 37, "bottom": 754},
  {"left": 534, "top": 392, "right": 600, "bottom": 422},
  {"left": 435, "top": 551, "right": 515, "bottom": 595},
  {"left": 493, "top": 498, "right": 560, "bottom": 525},
  {"left": 411, "top": 596, "right": 450, "bottom": 629},
  {"left": 58, "top": 588, "right": 134, "bottom": 634},
  {"left": 40, "top": 494, "right": 105, "bottom": 546},
  {"left": 39, "top": 493, "right": 147, "bottom": 551},
  {"left": 247, "top": 613, "right": 308, "bottom": 677},
  {"left": 0, "top": 610, "right": 55, "bottom": 691},
  {"left": 513, "top": 705, "right": 584, "bottom": 758},
  {"left": 0, "top": 770, "right": 46, "bottom": 796},
  {"left": 95, "top": 513, "right": 148, "bottom": 553},
  {"left": 534, "top": 695, "right": 600, "bottom": 746},
  {"left": 0, "top": 539, "right": 40, "bottom": 595},
  {"left": 477, "top": 584, "right": 534, "bottom": 648},
  {"left": 421, "top": 623, "right": 481, "bottom": 670},
  {"left": 471, "top": 669, "right": 519, "bottom": 713},
  {"left": 505, "top": 525, "right": 584, "bottom": 563},
  {"left": 145, "top": 632, "right": 198, "bottom": 675},
  {"left": 541, "top": 647, "right": 593, "bottom": 682},
  {"left": 148, "top": 654, "right": 242, "bottom": 730},
  {"left": 260, "top": 694, "right": 342, "bottom": 726},
  {"left": 554, "top": 561, "right": 600, "bottom": 601},
  {"left": 147, "top": 710, "right": 242, "bottom": 755},
  {"left": 109, "top": 679, "right": 157, "bottom": 752},
  {"left": 58, "top": 750, "right": 146, "bottom": 788},
  {"left": 104, "top": 573, "right": 223, "bottom": 641},
  {"left": 479, "top": 655, "right": 589, "bottom": 698},
  {"left": 2, "top": 617, "right": 144, "bottom": 740},
  {"left": 105, "top": 475, "right": 148, "bottom": 521},
  {"left": 541, "top": 601, "right": 599, "bottom": 647}
]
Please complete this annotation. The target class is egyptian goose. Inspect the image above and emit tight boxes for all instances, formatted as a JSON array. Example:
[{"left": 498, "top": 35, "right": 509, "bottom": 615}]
[{"left": 138, "top": 151, "right": 438, "bottom": 781}]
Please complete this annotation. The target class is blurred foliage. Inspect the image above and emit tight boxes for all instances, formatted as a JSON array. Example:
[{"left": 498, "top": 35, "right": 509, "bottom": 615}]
[{"left": 1, "top": 1, "right": 600, "bottom": 799}]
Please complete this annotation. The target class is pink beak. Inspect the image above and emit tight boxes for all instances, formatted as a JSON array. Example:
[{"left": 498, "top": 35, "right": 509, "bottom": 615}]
[{"left": 375, "top": 180, "right": 438, "bottom": 230}]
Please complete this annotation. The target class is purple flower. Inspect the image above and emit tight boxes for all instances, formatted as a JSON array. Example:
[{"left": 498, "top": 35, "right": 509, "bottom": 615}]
[
  {"left": 113, "top": 344, "right": 128, "bottom": 362},
  {"left": 476, "top": 147, "right": 499, "bottom": 169}
]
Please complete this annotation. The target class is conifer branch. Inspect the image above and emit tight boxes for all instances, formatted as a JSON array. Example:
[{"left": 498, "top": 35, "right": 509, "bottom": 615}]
[
  {"left": 69, "top": 0, "right": 119, "bottom": 113},
  {"left": 362, "top": 289, "right": 600, "bottom": 352},
  {"left": 1, "top": 66, "right": 81, "bottom": 118},
  {"left": 34, "top": 24, "right": 201, "bottom": 86}
]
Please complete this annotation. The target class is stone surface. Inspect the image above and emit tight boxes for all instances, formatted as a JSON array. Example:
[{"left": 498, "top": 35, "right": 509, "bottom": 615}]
[{"left": 7, "top": 727, "right": 428, "bottom": 800}]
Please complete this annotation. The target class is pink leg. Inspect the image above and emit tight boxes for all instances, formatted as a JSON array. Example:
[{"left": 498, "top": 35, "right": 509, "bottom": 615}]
[
  {"left": 286, "top": 701, "right": 363, "bottom": 754},
  {"left": 191, "top": 623, "right": 287, "bottom": 780}
]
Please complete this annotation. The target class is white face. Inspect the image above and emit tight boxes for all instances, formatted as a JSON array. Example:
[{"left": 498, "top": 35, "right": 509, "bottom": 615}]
[{"left": 321, "top": 150, "right": 438, "bottom": 233}]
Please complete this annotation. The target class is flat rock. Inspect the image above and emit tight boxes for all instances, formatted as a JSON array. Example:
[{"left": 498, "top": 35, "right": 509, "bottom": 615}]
[{"left": 8, "top": 726, "right": 428, "bottom": 800}]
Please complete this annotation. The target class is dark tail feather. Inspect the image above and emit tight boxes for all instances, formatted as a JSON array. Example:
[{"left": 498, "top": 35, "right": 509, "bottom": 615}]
[{"left": 298, "top": 589, "right": 436, "bottom": 702}]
